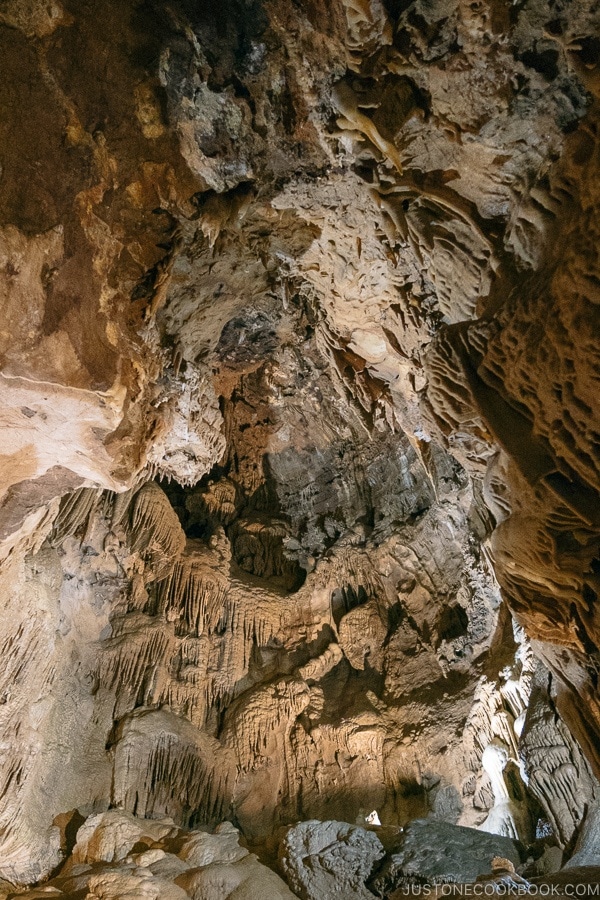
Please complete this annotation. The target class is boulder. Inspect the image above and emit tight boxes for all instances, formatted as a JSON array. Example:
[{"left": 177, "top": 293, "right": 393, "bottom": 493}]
[
  {"left": 85, "top": 868, "right": 188, "bottom": 899},
  {"left": 70, "top": 809, "right": 177, "bottom": 864},
  {"left": 176, "top": 854, "right": 298, "bottom": 899},
  {"left": 178, "top": 822, "right": 249, "bottom": 867},
  {"left": 149, "top": 852, "right": 192, "bottom": 879},
  {"left": 368, "top": 819, "right": 523, "bottom": 895},
  {"left": 279, "top": 820, "right": 384, "bottom": 900}
]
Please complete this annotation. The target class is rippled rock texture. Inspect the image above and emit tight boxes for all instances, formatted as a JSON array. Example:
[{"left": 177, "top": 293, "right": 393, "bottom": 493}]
[{"left": 0, "top": 0, "right": 599, "bottom": 889}]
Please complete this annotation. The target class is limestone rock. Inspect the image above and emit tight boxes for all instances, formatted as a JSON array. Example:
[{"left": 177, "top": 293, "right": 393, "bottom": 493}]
[
  {"left": 11, "top": 812, "right": 297, "bottom": 900},
  {"left": 565, "top": 803, "right": 600, "bottom": 869},
  {"left": 368, "top": 820, "right": 523, "bottom": 894},
  {"left": 85, "top": 869, "right": 189, "bottom": 900},
  {"left": 530, "top": 868, "right": 600, "bottom": 899},
  {"left": 69, "top": 809, "right": 178, "bottom": 865},
  {"left": 533, "top": 846, "right": 564, "bottom": 878},
  {"left": 148, "top": 853, "right": 192, "bottom": 879},
  {"left": 519, "top": 663, "right": 599, "bottom": 847},
  {"left": 175, "top": 855, "right": 298, "bottom": 900},
  {"left": 1, "top": 0, "right": 600, "bottom": 887},
  {"left": 178, "top": 823, "right": 249, "bottom": 868},
  {"left": 279, "top": 820, "right": 384, "bottom": 900}
]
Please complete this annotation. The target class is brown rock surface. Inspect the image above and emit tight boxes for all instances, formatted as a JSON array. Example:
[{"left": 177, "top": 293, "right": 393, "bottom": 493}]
[{"left": 0, "top": 0, "right": 599, "bottom": 891}]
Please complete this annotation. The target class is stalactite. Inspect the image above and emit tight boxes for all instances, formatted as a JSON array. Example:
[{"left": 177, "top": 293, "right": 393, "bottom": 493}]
[
  {"left": 127, "top": 483, "right": 186, "bottom": 581},
  {"left": 48, "top": 487, "right": 100, "bottom": 546},
  {"left": 158, "top": 553, "right": 232, "bottom": 636},
  {"left": 98, "top": 614, "right": 174, "bottom": 716},
  {"left": 112, "top": 709, "right": 233, "bottom": 827}
]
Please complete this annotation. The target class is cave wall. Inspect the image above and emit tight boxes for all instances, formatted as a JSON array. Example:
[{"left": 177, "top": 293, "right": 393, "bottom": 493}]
[{"left": 0, "top": 0, "right": 599, "bottom": 885}]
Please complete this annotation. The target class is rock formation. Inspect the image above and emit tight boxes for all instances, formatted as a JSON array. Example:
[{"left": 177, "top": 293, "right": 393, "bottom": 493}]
[
  {"left": 9, "top": 810, "right": 297, "bottom": 900},
  {"left": 367, "top": 818, "right": 523, "bottom": 894},
  {"left": 0, "top": 0, "right": 599, "bottom": 893},
  {"left": 279, "top": 820, "right": 385, "bottom": 900}
]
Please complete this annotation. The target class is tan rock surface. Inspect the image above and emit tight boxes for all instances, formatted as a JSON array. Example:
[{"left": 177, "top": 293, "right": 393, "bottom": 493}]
[
  {"left": 0, "top": 0, "right": 599, "bottom": 891},
  {"left": 12, "top": 811, "right": 297, "bottom": 900}
]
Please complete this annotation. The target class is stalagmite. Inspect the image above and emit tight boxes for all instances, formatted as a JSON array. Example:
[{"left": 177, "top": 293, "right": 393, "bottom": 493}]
[{"left": 478, "top": 741, "right": 531, "bottom": 843}]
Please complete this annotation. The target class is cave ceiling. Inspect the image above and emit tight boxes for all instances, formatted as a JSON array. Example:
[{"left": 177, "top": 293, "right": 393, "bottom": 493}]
[{"left": 0, "top": 0, "right": 599, "bottom": 890}]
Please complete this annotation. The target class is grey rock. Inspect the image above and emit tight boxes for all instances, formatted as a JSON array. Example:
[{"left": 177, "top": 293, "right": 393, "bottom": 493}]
[
  {"left": 368, "top": 819, "right": 523, "bottom": 894},
  {"left": 565, "top": 803, "right": 600, "bottom": 869},
  {"left": 279, "top": 820, "right": 384, "bottom": 900},
  {"left": 533, "top": 845, "right": 563, "bottom": 877}
]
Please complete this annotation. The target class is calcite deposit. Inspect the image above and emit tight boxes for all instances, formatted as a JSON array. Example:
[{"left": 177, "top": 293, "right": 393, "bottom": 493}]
[{"left": 0, "top": 0, "right": 599, "bottom": 894}]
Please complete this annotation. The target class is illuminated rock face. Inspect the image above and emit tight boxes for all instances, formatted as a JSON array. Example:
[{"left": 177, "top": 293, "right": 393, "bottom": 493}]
[
  {"left": 0, "top": 0, "right": 599, "bottom": 888},
  {"left": 10, "top": 811, "right": 298, "bottom": 900}
]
